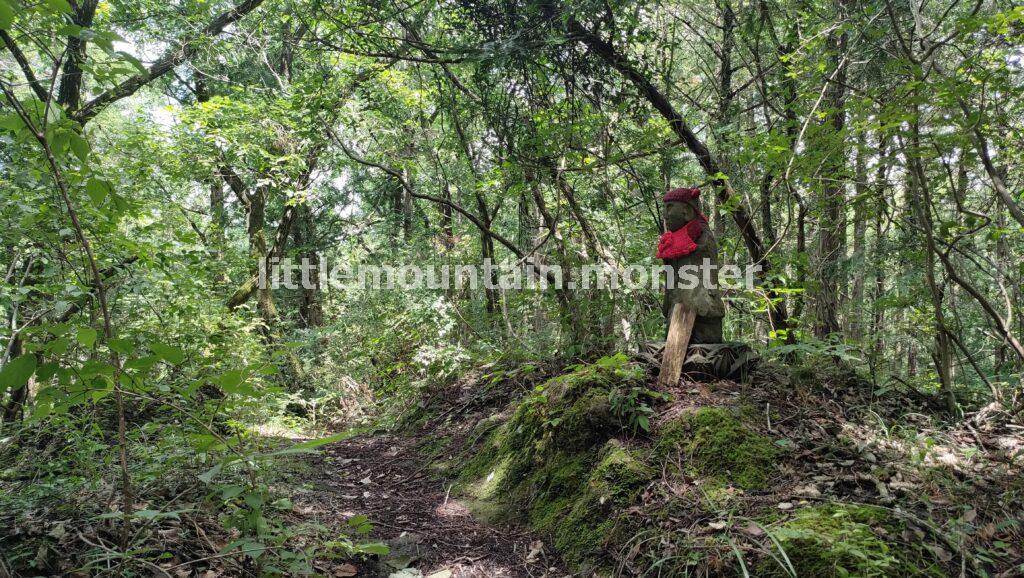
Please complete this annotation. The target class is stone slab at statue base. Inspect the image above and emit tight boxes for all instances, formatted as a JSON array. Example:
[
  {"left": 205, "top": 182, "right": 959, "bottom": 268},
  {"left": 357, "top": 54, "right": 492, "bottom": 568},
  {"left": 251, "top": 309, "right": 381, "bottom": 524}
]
[{"left": 641, "top": 341, "right": 758, "bottom": 381}]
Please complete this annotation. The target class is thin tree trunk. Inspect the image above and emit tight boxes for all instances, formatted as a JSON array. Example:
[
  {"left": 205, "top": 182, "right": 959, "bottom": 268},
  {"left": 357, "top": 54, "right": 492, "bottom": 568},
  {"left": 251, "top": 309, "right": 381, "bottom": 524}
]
[
  {"left": 2, "top": 334, "right": 25, "bottom": 422},
  {"left": 906, "top": 119, "right": 957, "bottom": 414},
  {"left": 712, "top": 0, "right": 736, "bottom": 241},
  {"left": 247, "top": 186, "right": 278, "bottom": 330},
  {"left": 812, "top": 24, "right": 847, "bottom": 339},
  {"left": 849, "top": 134, "right": 869, "bottom": 341},
  {"left": 293, "top": 204, "right": 323, "bottom": 328}
]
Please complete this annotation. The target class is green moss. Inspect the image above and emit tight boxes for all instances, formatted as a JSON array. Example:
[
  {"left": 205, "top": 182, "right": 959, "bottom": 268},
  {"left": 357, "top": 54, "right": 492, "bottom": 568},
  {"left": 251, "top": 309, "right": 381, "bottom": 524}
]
[
  {"left": 495, "top": 363, "right": 625, "bottom": 488},
  {"left": 759, "top": 504, "right": 944, "bottom": 578},
  {"left": 656, "top": 407, "right": 776, "bottom": 490},
  {"left": 591, "top": 439, "right": 654, "bottom": 492},
  {"left": 456, "top": 356, "right": 651, "bottom": 572},
  {"left": 546, "top": 441, "right": 653, "bottom": 567},
  {"left": 465, "top": 455, "right": 509, "bottom": 499},
  {"left": 554, "top": 505, "right": 616, "bottom": 569},
  {"left": 458, "top": 422, "right": 508, "bottom": 484}
]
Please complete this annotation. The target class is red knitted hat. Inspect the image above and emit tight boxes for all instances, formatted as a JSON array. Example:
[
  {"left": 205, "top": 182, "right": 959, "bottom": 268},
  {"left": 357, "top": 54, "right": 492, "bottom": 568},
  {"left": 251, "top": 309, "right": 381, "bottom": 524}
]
[{"left": 664, "top": 187, "right": 700, "bottom": 203}]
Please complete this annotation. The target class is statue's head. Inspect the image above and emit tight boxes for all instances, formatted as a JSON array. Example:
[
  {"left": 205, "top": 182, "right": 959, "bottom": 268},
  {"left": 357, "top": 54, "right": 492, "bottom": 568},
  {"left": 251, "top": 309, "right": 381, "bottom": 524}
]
[{"left": 663, "top": 187, "right": 701, "bottom": 231}]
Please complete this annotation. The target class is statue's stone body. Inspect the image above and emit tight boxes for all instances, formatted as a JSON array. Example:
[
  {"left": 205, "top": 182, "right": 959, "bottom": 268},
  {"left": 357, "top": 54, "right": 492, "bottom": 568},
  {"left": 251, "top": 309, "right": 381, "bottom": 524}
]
[{"left": 660, "top": 195, "right": 725, "bottom": 344}]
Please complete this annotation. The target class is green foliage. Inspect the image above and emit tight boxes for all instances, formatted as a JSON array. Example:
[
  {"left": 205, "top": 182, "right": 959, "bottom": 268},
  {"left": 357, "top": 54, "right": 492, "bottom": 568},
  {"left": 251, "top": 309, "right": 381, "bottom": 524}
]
[
  {"left": 609, "top": 386, "right": 670, "bottom": 433},
  {"left": 2, "top": 0, "right": 1023, "bottom": 572},
  {"left": 0, "top": 354, "right": 35, "bottom": 393}
]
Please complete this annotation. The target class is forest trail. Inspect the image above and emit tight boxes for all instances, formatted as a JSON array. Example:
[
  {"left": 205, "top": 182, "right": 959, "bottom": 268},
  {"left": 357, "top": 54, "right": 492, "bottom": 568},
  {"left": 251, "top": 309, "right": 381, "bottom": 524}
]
[{"left": 293, "top": 433, "right": 564, "bottom": 578}]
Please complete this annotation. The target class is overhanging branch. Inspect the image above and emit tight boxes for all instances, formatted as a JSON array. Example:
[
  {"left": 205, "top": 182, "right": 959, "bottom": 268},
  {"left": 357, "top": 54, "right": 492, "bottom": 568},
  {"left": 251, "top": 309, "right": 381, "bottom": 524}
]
[{"left": 72, "top": 0, "right": 267, "bottom": 124}]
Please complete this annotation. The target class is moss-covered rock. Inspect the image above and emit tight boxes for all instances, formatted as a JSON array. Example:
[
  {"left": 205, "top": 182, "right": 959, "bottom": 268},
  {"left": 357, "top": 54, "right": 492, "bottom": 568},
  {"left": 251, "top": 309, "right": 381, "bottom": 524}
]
[
  {"left": 759, "top": 504, "right": 944, "bottom": 578},
  {"left": 544, "top": 440, "right": 654, "bottom": 568},
  {"left": 656, "top": 407, "right": 776, "bottom": 490},
  {"left": 457, "top": 355, "right": 654, "bottom": 572}
]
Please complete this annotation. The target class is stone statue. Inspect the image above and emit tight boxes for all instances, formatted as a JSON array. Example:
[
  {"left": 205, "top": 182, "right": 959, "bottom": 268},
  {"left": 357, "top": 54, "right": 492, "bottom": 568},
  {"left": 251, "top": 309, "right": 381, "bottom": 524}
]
[{"left": 657, "top": 187, "right": 725, "bottom": 344}]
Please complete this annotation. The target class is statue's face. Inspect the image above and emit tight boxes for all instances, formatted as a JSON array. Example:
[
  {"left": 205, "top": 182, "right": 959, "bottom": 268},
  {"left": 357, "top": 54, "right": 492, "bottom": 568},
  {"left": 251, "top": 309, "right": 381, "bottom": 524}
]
[{"left": 664, "top": 201, "right": 697, "bottom": 231}]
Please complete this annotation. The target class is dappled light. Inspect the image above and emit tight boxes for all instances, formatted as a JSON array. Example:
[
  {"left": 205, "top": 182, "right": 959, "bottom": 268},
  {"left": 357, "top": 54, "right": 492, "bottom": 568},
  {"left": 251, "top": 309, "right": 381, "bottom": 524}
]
[{"left": 1, "top": 0, "right": 1023, "bottom": 576}]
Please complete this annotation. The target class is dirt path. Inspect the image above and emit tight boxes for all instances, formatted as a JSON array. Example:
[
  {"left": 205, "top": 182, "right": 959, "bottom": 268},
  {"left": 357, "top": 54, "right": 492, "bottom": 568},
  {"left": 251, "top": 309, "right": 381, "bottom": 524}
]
[{"left": 293, "top": 433, "right": 565, "bottom": 578}]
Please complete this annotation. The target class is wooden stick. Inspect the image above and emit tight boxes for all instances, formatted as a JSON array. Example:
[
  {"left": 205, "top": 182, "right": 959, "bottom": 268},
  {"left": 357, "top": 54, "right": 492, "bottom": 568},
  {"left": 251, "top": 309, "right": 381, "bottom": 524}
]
[{"left": 659, "top": 303, "right": 697, "bottom": 386}]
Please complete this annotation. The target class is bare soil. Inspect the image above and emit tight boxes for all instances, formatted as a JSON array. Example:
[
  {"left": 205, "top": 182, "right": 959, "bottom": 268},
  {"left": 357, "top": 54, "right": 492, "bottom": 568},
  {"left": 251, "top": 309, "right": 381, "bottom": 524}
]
[{"left": 293, "top": 432, "right": 566, "bottom": 578}]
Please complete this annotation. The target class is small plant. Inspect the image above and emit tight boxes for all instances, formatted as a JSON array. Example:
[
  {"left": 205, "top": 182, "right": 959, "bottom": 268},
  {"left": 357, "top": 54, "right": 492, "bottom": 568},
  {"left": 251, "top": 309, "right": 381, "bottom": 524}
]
[
  {"left": 321, "top": 515, "right": 390, "bottom": 558},
  {"left": 609, "top": 386, "right": 670, "bottom": 433}
]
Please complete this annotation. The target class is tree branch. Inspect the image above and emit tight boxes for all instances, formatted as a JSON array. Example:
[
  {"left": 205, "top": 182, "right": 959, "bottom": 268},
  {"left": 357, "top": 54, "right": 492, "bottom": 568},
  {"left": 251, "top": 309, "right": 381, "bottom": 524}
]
[
  {"left": 1, "top": 31, "right": 50, "bottom": 102},
  {"left": 71, "top": 0, "right": 267, "bottom": 124},
  {"left": 554, "top": 7, "right": 789, "bottom": 332},
  {"left": 334, "top": 135, "right": 526, "bottom": 258}
]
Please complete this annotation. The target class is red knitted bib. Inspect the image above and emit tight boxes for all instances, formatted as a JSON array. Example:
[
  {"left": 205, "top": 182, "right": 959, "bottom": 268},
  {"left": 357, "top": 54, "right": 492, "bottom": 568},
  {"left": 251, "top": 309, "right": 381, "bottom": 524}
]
[{"left": 656, "top": 215, "right": 706, "bottom": 259}]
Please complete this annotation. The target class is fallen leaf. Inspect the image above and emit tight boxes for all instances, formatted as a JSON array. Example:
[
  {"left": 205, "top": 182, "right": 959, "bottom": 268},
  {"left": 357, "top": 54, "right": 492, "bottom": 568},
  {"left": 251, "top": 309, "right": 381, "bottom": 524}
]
[
  {"left": 335, "top": 564, "right": 358, "bottom": 577},
  {"left": 739, "top": 522, "right": 764, "bottom": 537},
  {"left": 388, "top": 569, "right": 423, "bottom": 578},
  {"left": 794, "top": 484, "right": 821, "bottom": 498},
  {"left": 930, "top": 545, "right": 953, "bottom": 562},
  {"left": 525, "top": 540, "right": 544, "bottom": 562}
]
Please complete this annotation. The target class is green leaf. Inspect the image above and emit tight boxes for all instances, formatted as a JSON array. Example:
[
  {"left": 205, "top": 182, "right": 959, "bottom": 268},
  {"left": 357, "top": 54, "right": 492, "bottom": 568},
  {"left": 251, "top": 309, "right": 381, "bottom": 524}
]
[
  {"left": 357, "top": 542, "right": 390, "bottom": 555},
  {"left": 150, "top": 343, "right": 184, "bottom": 365},
  {"left": 220, "top": 485, "right": 245, "bottom": 500},
  {"left": 114, "top": 51, "right": 147, "bottom": 74},
  {"left": 347, "top": 514, "right": 370, "bottom": 527},
  {"left": 0, "top": 0, "right": 14, "bottom": 31},
  {"left": 218, "top": 369, "right": 244, "bottom": 391},
  {"left": 70, "top": 133, "right": 90, "bottom": 161},
  {"left": 47, "top": 337, "right": 69, "bottom": 354},
  {"left": 243, "top": 492, "right": 263, "bottom": 509},
  {"left": 0, "top": 112, "right": 24, "bottom": 131},
  {"left": 124, "top": 356, "right": 159, "bottom": 371},
  {"left": 107, "top": 338, "right": 133, "bottom": 355},
  {"left": 50, "top": 128, "right": 70, "bottom": 156},
  {"left": 76, "top": 327, "right": 97, "bottom": 347},
  {"left": 56, "top": 23, "right": 83, "bottom": 37},
  {"left": 36, "top": 362, "right": 59, "bottom": 381},
  {"left": 198, "top": 463, "right": 223, "bottom": 484},
  {"left": 85, "top": 178, "right": 111, "bottom": 206},
  {"left": 45, "top": 0, "right": 72, "bottom": 14},
  {"left": 0, "top": 355, "right": 37, "bottom": 393}
]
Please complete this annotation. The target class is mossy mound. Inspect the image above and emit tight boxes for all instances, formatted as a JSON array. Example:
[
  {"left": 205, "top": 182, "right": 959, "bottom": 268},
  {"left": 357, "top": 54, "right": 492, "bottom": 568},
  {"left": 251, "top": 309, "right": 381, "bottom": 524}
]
[
  {"left": 759, "top": 504, "right": 944, "bottom": 578},
  {"left": 543, "top": 440, "right": 654, "bottom": 566},
  {"left": 458, "top": 355, "right": 655, "bottom": 570},
  {"left": 453, "top": 358, "right": 961, "bottom": 577},
  {"left": 655, "top": 407, "right": 776, "bottom": 490}
]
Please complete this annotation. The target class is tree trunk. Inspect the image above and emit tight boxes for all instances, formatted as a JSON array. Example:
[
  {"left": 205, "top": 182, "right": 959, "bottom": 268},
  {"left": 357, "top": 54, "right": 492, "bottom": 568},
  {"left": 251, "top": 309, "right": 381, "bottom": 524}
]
[
  {"left": 812, "top": 24, "right": 847, "bottom": 339},
  {"left": 2, "top": 333, "right": 26, "bottom": 422},
  {"left": 906, "top": 115, "right": 957, "bottom": 414},
  {"left": 248, "top": 186, "right": 278, "bottom": 330},
  {"left": 712, "top": 0, "right": 736, "bottom": 241},
  {"left": 57, "top": 0, "right": 99, "bottom": 110},
  {"left": 848, "top": 134, "right": 869, "bottom": 341},
  {"left": 293, "top": 204, "right": 323, "bottom": 328}
]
